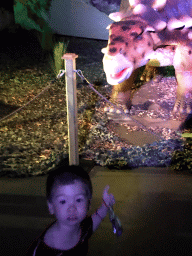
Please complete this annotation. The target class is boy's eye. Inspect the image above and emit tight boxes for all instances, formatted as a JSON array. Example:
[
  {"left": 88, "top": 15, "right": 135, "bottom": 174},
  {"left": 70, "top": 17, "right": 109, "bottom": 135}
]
[
  {"left": 60, "top": 200, "right": 66, "bottom": 204},
  {"left": 76, "top": 198, "right": 83, "bottom": 203}
]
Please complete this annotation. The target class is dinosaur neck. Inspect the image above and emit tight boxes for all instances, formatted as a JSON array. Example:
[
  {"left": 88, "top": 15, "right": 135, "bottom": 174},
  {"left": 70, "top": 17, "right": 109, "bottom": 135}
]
[{"left": 146, "top": 46, "right": 175, "bottom": 67}]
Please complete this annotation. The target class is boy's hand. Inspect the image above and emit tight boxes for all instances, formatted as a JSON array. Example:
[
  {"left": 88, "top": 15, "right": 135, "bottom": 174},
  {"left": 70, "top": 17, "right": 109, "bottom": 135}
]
[{"left": 102, "top": 185, "right": 115, "bottom": 208}]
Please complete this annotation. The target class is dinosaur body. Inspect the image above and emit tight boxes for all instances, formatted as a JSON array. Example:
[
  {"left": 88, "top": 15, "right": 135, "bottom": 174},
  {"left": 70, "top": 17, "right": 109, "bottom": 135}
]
[{"left": 102, "top": 0, "right": 192, "bottom": 113}]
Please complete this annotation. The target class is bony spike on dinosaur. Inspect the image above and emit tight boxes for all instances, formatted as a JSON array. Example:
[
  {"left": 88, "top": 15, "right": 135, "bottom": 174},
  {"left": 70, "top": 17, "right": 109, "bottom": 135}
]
[{"left": 102, "top": 0, "right": 192, "bottom": 114}]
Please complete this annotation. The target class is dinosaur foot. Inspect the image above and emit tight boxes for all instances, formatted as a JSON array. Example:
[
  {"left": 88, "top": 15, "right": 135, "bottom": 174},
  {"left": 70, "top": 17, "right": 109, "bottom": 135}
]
[
  {"left": 172, "top": 97, "right": 192, "bottom": 115},
  {"left": 140, "top": 73, "right": 163, "bottom": 83},
  {"left": 104, "top": 105, "right": 129, "bottom": 114},
  {"left": 173, "top": 106, "right": 192, "bottom": 115},
  {"left": 104, "top": 92, "right": 131, "bottom": 114},
  {"left": 103, "top": 103, "right": 132, "bottom": 122}
]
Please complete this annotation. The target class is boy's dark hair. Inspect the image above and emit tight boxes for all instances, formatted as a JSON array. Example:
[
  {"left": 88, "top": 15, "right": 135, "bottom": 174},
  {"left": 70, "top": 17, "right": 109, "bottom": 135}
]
[{"left": 46, "top": 165, "right": 92, "bottom": 202}]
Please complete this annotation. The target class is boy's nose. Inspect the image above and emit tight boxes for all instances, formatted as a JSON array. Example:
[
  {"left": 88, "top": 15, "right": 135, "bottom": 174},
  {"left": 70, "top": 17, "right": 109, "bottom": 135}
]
[{"left": 67, "top": 204, "right": 77, "bottom": 213}]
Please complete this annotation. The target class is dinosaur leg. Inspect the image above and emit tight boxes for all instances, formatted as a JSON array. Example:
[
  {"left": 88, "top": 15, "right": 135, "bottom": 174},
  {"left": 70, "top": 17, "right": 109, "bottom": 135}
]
[
  {"left": 173, "top": 70, "right": 192, "bottom": 113},
  {"left": 110, "top": 68, "right": 140, "bottom": 112},
  {"left": 140, "top": 65, "right": 160, "bottom": 82},
  {"left": 173, "top": 45, "right": 192, "bottom": 113},
  {"left": 110, "top": 65, "right": 160, "bottom": 112}
]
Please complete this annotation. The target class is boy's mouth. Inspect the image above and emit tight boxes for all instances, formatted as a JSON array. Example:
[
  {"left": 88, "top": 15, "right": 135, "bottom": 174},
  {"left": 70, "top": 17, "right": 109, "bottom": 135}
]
[{"left": 67, "top": 217, "right": 78, "bottom": 221}]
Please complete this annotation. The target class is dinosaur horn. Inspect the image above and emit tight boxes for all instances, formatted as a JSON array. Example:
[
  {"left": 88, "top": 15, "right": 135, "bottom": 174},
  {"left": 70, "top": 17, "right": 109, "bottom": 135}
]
[
  {"left": 133, "top": 4, "right": 147, "bottom": 15},
  {"left": 152, "top": 0, "right": 167, "bottom": 11},
  {"left": 109, "top": 12, "right": 122, "bottom": 22},
  {"left": 101, "top": 48, "right": 107, "bottom": 54},
  {"left": 145, "top": 26, "right": 156, "bottom": 32},
  {"left": 167, "top": 18, "right": 185, "bottom": 31},
  {"left": 180, "top": 15, "right": 192, "bottom": 28},
  {"left": 129, "top": 0, "right": 141, "bottom": 8},
  {"left": 109, "top": 10, "right": 132, "bottom": 22},
  {"left": 146, "top": 23, "right": 166, "bottom": 33},
  {"left": 154, "top": 20, "right": 167, "bottom": 31}
]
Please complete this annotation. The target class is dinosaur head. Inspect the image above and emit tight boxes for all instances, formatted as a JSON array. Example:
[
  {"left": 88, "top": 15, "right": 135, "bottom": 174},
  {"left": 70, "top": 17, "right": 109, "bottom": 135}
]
[{"left": 102, "top": 19, "right": 155, "bottom": 85}]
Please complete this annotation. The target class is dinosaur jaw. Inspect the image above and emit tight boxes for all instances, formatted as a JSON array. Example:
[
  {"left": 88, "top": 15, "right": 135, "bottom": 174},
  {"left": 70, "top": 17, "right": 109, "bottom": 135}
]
[
  {"left": 103, "top": 54, "right": 134, "bottom": 85},
  {"left": 108, "top": 67, "right": 133, "bottom": 85}
]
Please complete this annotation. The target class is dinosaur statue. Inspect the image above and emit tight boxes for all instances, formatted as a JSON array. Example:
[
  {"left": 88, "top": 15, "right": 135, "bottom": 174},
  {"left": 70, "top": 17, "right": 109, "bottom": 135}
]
[{"left": 102, "top": 0, "right": 192, "bottom": 114}]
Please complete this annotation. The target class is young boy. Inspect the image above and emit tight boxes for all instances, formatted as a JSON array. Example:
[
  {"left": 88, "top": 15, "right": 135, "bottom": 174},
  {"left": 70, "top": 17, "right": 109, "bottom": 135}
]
[{"left": 26, "top": 165, "right": 115, "bottom": 255}]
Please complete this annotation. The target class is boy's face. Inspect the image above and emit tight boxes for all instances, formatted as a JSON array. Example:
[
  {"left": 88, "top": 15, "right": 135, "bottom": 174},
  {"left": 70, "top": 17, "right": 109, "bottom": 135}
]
[{"left": 47, "top": 181, "right": 89, "bottom": 226}]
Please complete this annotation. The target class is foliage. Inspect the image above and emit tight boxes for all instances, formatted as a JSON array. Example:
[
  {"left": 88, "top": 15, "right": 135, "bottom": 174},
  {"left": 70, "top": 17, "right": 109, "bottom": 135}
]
[
  {"left": 14, "top": 0, "right": 52, "bottom": 30},
  {"left": 164, "top": 65, "right": 175, "bottom": 77},
  {"left": 14, "top": 0, "right": 53, "bottom": 51},
  {"left": 182, "top": 133, "right": 192, "bottom": 138},
  {"left": 170, "top": 136, "right": 192, "bottom": 173},
  {"left": 50, "top": 40, "right": 69, "bottom": 77},
  {"left": 93, "top": 139, "right": 184, "bottom": 168}
]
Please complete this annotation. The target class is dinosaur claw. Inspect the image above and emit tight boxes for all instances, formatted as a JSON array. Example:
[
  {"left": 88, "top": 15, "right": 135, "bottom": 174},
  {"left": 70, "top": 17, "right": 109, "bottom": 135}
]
[{"left": 152, "top": 0, "right": 167, "bottom": 11}]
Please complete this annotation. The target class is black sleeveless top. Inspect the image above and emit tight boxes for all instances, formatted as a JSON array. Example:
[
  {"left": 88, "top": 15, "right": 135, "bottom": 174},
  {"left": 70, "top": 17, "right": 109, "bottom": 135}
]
[{"left": 26, "top": 216, "right": 93, "bottom": 256}]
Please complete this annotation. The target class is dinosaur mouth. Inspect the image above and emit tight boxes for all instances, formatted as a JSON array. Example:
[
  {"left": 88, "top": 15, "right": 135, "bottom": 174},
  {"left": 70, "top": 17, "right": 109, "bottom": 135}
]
[
  {"left": 111, "top": 68, "right": 128, "bottom": 79},
  {"left": 109, "top": 66, "right": 132, "bottom": 84}
]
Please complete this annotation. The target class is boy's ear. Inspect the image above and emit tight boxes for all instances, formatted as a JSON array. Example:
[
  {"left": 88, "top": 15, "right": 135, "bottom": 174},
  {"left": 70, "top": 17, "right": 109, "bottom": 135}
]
[
  {"left": 88, "top": 199, "right": 91, "bottom": 211},
  {"left": 47, "top": 200, "right": 54, "bottom": 215}
]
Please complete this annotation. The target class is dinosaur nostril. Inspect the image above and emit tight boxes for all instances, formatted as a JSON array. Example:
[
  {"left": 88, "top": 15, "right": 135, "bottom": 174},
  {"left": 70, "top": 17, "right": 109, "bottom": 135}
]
[{"left": 109, "top": 47, "right": 117, "bottom": 54}]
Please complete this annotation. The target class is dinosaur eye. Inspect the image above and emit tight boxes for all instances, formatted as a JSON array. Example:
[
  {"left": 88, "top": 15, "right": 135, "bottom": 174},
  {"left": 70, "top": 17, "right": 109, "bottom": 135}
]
[
  {"left": 130, "top": 32, "right": 138, "bottom": 38},
  {"left": 189, "top": 50, "right": 192, "bottom": 55}
]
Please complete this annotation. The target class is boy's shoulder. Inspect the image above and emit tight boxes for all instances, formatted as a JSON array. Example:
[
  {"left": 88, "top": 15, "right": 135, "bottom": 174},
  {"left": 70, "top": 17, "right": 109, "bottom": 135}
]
[{"left": 43, "top": 223, "right": 56, "bottom": 249}]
